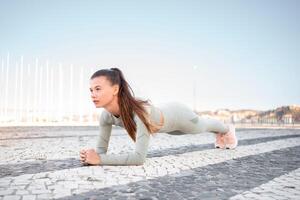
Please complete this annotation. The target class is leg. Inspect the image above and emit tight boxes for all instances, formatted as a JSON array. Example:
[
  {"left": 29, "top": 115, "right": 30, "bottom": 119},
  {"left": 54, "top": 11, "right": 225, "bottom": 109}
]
[
  {"left": 166, "top": 102, "right": 237, "bottom": 149},
  {"left": 191, "top": 117, "right": 230, "bottom": 149},
  {"left": 178, "top": 114, "right": 236, "bottom": 149},
  {"left": 201, "top": 117, "right": 229, "bottom": 134},
  {"left": 170, "top": 102, "right": 229, "bottom": 135}
]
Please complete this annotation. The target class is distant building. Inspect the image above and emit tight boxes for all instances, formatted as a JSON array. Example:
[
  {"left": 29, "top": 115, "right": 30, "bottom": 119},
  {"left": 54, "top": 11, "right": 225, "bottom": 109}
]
[
  {"left": 232, "top": 114, "right": 241, "bottom": 123},
  {"left": 282, "top": 114, "right": 293, "bottom": 124},
  {"left": 258, "top": 115, "right": 277, "bottom": 124}
]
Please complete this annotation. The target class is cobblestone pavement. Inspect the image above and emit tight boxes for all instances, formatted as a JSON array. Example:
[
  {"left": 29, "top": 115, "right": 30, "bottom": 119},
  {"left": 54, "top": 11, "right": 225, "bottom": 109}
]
[{"left": 0, "top": 127, "right": 299, "bottom": 200}]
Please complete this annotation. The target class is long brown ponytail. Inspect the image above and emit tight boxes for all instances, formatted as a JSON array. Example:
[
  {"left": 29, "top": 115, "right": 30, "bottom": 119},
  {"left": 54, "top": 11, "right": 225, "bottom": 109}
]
[{"left": 90, "top": 68, "right": 161, "bottom": 142}]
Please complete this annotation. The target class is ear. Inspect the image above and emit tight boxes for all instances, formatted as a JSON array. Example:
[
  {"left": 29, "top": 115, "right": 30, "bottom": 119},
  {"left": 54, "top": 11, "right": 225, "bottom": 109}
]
[{"left": 113, "top": 85, "right": 119, "bottom": 96}]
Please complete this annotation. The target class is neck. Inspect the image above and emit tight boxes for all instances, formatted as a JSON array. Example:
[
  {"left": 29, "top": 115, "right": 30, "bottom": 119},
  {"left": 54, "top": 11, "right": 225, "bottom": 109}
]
[{"left": 104, "top": 96, "right": 120, "bottom": 117}]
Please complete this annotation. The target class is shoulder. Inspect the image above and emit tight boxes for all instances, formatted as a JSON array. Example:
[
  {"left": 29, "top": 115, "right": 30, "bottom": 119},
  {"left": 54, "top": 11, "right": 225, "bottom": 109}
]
[
  {"left": 133, "top": 104, "right": 153, "bottom": 125},
  {"left": 99, "top": 109, "right": 113, "bottom": 125},
  {"left": 136, "top": 96, "right": 153, "bottom": 113}
]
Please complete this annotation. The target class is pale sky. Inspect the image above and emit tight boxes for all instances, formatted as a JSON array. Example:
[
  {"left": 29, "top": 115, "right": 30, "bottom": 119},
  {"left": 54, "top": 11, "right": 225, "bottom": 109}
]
[{"left": 0, "top": 0, "right": 299, "bottom": 115}]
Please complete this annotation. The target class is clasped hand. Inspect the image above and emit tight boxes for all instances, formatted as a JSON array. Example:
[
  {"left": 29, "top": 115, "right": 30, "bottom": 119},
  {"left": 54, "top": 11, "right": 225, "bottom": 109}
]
[{"left": 79, "top": 149, "right": 101, "bottom": 165}]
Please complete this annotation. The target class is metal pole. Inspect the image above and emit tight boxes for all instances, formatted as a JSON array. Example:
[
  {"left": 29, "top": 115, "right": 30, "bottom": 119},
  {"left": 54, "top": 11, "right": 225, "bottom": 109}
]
[
  {"left": 59, "top": 63, "right": 63, "bottom": 122},
  {"left": 4, "top": 53, "right": 9, "bottom": 122},
  {"left": 26, "top": 63, "right": 31, "bottom": 123},
  {"left": 0, "top": 58, "right": 4, "bottom": 122},
  {"left": 39, "top": 61, "right": 43, "bottom": 122},
  {"left": 34, "top": 58, "right": 38, "bottom": 122},
  {"left": 14, "top": 62, "right": 19, "bottom": 122},
  {"left": 193, "top": 65, "right": 198, "bottom": 112},
  {"left": 46, "top": 60, "right": 49, "bottom": 122},
  {"left": 19, "top": 56, "right": 23, "bottom": 122},
  {"left": 70, "top": 64, "right": 73, "bottom": 122}
]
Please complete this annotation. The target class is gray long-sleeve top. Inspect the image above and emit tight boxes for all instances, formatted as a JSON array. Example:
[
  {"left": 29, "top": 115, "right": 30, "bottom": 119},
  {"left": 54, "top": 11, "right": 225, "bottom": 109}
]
[{"left": 96, "top": 102, "right": 200, "bottom": 166}]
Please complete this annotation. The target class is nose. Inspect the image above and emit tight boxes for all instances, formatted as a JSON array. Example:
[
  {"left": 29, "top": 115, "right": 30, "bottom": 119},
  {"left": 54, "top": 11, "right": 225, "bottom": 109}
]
[{"left": 90, "top": 91, "right": 96, "bottom": 98}]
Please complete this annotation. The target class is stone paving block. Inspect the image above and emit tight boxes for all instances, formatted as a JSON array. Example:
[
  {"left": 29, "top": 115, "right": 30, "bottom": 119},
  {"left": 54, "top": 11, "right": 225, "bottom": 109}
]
[
  {"left": 1, "top": 127, "right": 300, "bottom": 199},
  {"left": 230, "top": 167, "right": 300, "bottom": 200},
  {"left": 0, "top": 190, "right": 14, "bottom": 196},
  {"left": 2, "top": 196, "right": 21, "bottom": 200},
  {"left": 31, "top": 189, "right": 51, "bottom": 195},
  {"left": 21, "top": 195, "right": 36, "bottom": 200},
  {"left": 0, "top": 180, "right": 11, "bottom": 188},
  {"left": 8, "top": 185, "right": 26, "bottom": 190},
  {"left": 15, "top": 190, "right": 29, "bottom": 195},
  {"left": 36, "top": 193, "right": 54, "bottom": 199}
]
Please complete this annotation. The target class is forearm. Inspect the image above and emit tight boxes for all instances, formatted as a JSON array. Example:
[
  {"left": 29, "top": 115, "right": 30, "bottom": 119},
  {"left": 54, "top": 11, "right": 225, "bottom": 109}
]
[
  {"left": 99, "top": 152, "right": 146, "bottom": 166},
  {"left": 96, "top": 124, "right": 112, "bottom": 154},
  {"left": 95, "top": 112, "right": 150, "bottom": 166}
]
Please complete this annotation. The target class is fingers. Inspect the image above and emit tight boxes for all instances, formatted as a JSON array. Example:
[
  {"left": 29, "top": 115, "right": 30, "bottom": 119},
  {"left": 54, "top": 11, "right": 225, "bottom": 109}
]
[
  {"left": 80, "top": 156, "right": 87, "bottom": 165},
  {"left": 79, "top": 149, "right": 97, "bottom": 165},
  {"left": 79, "top": 149, "right": 87, "bottom": 165},
  {"left": 80, "top": 154, "right": 86, "bottom": 160},
  {"left": 80, "top": 153, "right": 86, "bottom": 161},
  {"left": 80, "top": 149, "right": 86, "bottom": 154},
  {"left": 80, "top": 159, "right": 85, "bottom": 164},
  {"left": 80, "top": 154, "right": 86, "bottom": 162},
  {"left": 80, "top": 150, "right": 86, "bottom": 156},
  {"left": 80, "top": 151, "right": 86, "bottom": 157}
]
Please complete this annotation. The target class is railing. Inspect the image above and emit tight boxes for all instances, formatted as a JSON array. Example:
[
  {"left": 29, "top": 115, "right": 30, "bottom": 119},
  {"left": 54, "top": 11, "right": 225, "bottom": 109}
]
[
  {"left": 233, "top": 121, "right": 300, "bottom": 129},
  {"left": 0, "top": 53, "right": 100, "bottom": 124}
]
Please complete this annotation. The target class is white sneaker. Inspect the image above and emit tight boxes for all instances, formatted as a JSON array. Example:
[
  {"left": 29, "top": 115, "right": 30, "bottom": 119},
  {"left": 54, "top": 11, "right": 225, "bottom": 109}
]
[{"left": 224, "top": 124, "right": 238, "bottom": 149}]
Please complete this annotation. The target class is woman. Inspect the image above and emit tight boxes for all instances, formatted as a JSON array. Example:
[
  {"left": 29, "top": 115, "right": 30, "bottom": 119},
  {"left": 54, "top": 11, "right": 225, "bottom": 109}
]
[{"left": 80, "top": 68, "right": 238, "bottom": 166}]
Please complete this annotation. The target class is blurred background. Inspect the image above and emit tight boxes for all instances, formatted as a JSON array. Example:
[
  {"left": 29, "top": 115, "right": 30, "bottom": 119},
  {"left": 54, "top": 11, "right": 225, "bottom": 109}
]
[{"left": 0, "top": 0, "right": 299, "bottom": 125}]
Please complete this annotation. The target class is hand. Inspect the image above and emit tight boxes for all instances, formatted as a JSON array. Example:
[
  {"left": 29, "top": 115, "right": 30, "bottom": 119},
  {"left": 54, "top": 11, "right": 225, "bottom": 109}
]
[
  {"left": 79, "top": 149, "right": 101, "bottom": 165},
  {"left": 79, "top": 149, "right": 87, "bottom": 165}
]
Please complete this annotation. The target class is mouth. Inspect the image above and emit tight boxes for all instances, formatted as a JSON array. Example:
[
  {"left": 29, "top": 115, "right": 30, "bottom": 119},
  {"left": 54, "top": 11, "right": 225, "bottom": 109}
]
[{"left": 93, "top": 100, "right": 99, "bottom": 104}]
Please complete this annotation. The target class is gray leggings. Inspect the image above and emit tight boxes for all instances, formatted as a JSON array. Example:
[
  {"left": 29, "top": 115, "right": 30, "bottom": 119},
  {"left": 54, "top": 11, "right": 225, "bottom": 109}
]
[{"left": 158, "top": 102, "right": 230, "bottom": 135}]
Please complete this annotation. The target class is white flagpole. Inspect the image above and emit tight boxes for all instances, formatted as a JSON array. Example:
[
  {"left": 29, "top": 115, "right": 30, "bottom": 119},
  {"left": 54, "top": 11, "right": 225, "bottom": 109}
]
[
  {"left": 50, "top": 66, "right": 54, "bottom": 122},
  {"left": 193, "top": 65, "right": 198, "bottom": 112},
  {"left": 46, "top": 60, "right": 49, "bottom": 122},
  {"left": 70, "top": 64, "right": 73, "bottom": 122},
  {"left": 89, "top": 67, "right": 94, "bottom": 123},
  {"left": 4, "top": 53, "right": 10, "bottom": 121},
  {"left": 26, "top": 63, "right": 31, "bottom": 123},
  {"left": 14, "top": 62, "right": 19, "bottom": 122},
  {"left": 34, "top": 58, "right": 38, "bottom": 122},
  {"left": 58, "top": 63, "right": 63, "bottom": 122},
  {"left": 19, "top": 56, "right": 24, "bottom": 122},
  {"left": 38, "top": 61, "right": 43, "bottom": 122},
  {"left": 0, "top": 58, "right": 4, "bottom": 122},
  {"left": 79, "top": 66, "right": 83, "bottom": 122}
]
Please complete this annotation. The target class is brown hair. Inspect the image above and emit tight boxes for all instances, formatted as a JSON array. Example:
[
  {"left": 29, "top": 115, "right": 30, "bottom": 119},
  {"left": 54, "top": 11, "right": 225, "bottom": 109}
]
[{"left": 90, "top": 68, "right": 161, "bottom": 142}]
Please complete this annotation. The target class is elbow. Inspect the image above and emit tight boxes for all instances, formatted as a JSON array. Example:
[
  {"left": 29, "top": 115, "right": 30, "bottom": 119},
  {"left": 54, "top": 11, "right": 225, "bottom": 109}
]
[
  {"left": 133, "top": 154, "right": 146, "bottom": 166},
  {"left": 135, "top": 159, "right": 145, "bottom": 166}
]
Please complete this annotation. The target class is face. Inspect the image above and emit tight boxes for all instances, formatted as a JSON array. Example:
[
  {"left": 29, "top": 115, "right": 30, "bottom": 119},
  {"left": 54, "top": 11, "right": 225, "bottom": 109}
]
[{"left": 89, "top": 76, "right": 119, "bottom": 108}]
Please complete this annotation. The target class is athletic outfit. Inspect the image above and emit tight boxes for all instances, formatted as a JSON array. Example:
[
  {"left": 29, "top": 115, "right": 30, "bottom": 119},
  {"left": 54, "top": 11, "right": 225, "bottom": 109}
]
[{"left": 96, "top": 101, "right": 230, "bottom": 166}]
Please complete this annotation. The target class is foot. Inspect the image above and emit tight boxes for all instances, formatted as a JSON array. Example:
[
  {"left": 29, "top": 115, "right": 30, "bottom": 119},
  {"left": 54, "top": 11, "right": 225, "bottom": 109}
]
[
  {"left": 224, "top": 124, "right": 238, "bottom": 149},
  {"left": 215, "top": 133, "right": 225, "bottom": 149}
]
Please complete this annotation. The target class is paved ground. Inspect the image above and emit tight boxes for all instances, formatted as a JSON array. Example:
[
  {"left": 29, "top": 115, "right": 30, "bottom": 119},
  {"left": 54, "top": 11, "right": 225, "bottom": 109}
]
[{"left": 0, "top": 126, "right": 299, "bottom": 200}]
